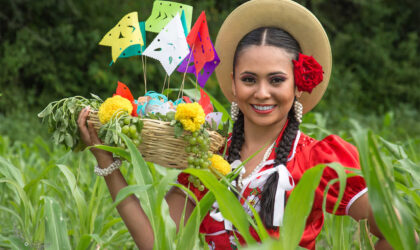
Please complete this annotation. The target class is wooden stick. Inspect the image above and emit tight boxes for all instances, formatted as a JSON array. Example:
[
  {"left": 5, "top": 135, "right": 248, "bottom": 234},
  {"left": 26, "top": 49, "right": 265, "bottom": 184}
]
[{"left": 178, "top": 44, "right": 195, "bottom": 99}]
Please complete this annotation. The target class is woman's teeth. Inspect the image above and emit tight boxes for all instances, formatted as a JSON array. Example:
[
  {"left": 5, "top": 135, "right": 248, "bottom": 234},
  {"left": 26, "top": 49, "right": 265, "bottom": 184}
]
[{"left": 252, "top": 105, "right": 275, "bottom": 111}]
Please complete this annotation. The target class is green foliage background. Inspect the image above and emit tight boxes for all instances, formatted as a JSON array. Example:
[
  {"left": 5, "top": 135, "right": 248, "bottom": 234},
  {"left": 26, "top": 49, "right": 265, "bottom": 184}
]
[{"left": 1, "top": 0, "right": 419, "bottom": 142}]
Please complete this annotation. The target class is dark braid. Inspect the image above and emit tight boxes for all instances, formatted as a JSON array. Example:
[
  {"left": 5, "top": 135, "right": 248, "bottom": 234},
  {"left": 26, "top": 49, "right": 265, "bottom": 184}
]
[
  {"left": 231, "top": 27, "right": 303, "bottom": 229},
  {"left": 227, "top": 111, "right": 245, "bottom": 163},
  {"left": 259, "top": 106, "right": 300, "bottom": 229}
]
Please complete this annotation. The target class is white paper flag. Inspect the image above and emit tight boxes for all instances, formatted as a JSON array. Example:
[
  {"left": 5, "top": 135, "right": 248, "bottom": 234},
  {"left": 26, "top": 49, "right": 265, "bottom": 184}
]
[{"left": 143, "top": 13, "right": 189, "bottom": 75}]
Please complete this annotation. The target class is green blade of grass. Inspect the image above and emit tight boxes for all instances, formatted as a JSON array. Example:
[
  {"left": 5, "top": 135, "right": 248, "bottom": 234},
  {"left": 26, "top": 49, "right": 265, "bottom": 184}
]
[
  {"left": 278, "top": 164, "right": 326, "bottom": 250},
  {"left": 184, "top": 168, "right": 256, "bottom": 244},
  {"left": 90, "top": 144, "right": 131, "bottom": 162},
  {"left": 57, "top": 164, "right": 88, "bottom": 235},
  {"left": 358, "top": 219, "right": 374, "bottom": 250},
  {"left": 112, "top": 184, "right": 152, "bottom": 209},
  {"left": 351, "top": 127, "right": 416, "bottom": 249},
  {"left": 43, "top": 196, "right": 71, "bottom": 250}
]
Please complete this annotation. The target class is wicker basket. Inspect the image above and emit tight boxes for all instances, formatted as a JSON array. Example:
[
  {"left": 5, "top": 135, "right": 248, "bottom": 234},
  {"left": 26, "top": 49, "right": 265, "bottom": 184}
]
[{"left": 88, "top": 111, "right": 225, "bottom": 169}]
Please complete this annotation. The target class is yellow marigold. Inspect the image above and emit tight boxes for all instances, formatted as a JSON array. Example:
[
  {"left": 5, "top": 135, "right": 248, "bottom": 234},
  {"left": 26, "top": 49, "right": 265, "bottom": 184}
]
[
  {"left": 175, "top": 103, "right": 205, "bottom": 132},
  {"left": 98, "top": 95, "right": 133, "bottom": 124},
  {"left": 209, "top": 154, "right": 231, "bottom": 176}
]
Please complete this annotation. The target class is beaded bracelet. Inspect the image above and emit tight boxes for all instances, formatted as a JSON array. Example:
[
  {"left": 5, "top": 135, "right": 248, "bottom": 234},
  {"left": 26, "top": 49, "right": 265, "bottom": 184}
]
[{"left": 94, "top": 158, "right": 122, "bottom": 176}]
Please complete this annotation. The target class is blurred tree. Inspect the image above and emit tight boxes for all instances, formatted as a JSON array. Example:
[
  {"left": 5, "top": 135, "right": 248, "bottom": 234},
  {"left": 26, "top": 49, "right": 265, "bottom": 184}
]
[{"left": 0, "top": 0, "right": 418, "bottom": 117}]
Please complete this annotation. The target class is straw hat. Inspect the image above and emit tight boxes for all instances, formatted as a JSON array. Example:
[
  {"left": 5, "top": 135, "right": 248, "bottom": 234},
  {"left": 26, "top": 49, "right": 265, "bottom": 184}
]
[{"left": 215, "top": 0, "right": 332, "bottom": 114}]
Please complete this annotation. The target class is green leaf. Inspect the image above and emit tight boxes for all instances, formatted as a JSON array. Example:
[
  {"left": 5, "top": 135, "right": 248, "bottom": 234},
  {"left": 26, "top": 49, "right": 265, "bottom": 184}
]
[
  {"left": 0, "top": 235, "right": 31, "bottom": 250},
  {"left": 358, "top": 219, "right": 374, "bottom": 250},
  {"left": 153, "top": 168, "right": 179, "bottom": 249},
  {"left": 173, "top": 183, "right": 201, "bottom": 250},
  {"left": 247, "top": 202, "right": 270, "bottom": 241},
  {"left": 90, "top": 93, "right": 103, "bottom": 102},
  {"left": 64, "top": 133, "right": 73, "bottom": 148},
  {"left": 43, "top": 196, "right": 71, "bottom": 250},
  {"left": 90, "top": 145, "right": 131, "bottom": 161},
  {"left": 112, "top": 184, "right": 152, "bottom": 209},
  {"left": 174, "top": 123, "right": 184, "bottom": 138},
  {"left": 177, "top": 188, "right": 215, "bottom": 250},
  {"left": 38, "top": 105, "right": 53, "bottom": 118},
  {"left": 75, "top": 235, "right": 93, "bottom": 250},
  {"left": 322, "top": 162, "right": 348, "bottom": 214},
  {"left": 184, "top": 168, "right": 256, "bottom": 244},
  {"left": 279, "top": 164, "right": 326, "bottom": 250},
  {"left": 57, "top": 164, "right": 88, "bottom": 234},
  {"left": 351, "top": 127, "right": 416, "bottom": 250},
  {"left": 119, "top": 133, "right": 157, "bottom": 234}
]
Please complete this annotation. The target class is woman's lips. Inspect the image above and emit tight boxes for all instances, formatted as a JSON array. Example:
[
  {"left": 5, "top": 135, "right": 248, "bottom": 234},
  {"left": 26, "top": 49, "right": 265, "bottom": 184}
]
[{"left": 251, "top": 104, "right": 276, "bottom": 114}]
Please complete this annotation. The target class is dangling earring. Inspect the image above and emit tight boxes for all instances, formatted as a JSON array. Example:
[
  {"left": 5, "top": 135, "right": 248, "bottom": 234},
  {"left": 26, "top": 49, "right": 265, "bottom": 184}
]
[
  {"left": 294, "top": 99, "right": 303, "bottom": 123},
  {"left": 231, "top": 101, "right": 239, "bottom": 121}
]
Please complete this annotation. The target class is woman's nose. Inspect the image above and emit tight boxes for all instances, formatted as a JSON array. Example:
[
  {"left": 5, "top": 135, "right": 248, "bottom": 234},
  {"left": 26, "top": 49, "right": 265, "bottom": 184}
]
[{"left": 254, "top": 82, "right": 271, "bottom": 99}]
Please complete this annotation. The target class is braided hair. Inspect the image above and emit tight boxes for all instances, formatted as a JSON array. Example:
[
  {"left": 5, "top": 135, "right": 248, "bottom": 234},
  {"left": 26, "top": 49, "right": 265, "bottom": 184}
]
[{"left": 228, "top": 27, "right": 302, "bottom": 229}]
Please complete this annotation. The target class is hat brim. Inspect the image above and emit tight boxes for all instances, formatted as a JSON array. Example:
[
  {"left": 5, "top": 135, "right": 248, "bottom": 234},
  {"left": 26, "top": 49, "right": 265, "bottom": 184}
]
[{"left": 215, "top": 0, "right": 332, "bottom": 114}]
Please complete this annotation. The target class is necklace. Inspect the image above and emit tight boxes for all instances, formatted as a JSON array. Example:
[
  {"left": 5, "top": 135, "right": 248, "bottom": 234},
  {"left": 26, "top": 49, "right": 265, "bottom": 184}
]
[{"left": 237, "top": 141, "right": 276, "bottom": 190}]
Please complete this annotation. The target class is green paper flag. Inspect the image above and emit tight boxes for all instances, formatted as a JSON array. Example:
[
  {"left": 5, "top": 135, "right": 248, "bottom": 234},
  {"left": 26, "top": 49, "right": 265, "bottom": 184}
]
[{"left": 145, "top": 1, "right": 193, "bottom": 33}]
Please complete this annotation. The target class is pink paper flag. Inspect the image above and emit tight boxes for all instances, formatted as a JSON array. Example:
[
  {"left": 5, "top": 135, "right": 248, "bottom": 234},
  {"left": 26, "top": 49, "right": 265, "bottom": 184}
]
[{"left": 176, "top": 41, "right": 220, "bottom": 87}]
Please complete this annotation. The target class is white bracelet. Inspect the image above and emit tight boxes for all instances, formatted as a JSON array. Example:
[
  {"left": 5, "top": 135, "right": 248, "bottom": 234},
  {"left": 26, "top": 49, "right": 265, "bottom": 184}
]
[{"left": 94, "top": 158, "right": 122, "bottom": 176}]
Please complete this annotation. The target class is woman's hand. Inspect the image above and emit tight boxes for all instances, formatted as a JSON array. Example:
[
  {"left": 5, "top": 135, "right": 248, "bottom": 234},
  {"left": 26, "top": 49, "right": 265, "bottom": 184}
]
[{"left": 77, "top": 107, "right": 113, "bottom": 165}]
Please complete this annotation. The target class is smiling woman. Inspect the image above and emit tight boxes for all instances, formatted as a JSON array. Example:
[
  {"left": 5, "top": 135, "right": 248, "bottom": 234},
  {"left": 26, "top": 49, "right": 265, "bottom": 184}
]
[
  {"left": 176, "top": 0, "right": 393, "bottom": 249},
  {"left": 232, "top": 43, "right": 298, "bottom": 129}
]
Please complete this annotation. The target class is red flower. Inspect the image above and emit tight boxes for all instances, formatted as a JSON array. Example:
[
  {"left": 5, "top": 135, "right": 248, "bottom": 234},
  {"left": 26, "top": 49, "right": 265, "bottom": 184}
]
[{"left": 293, "top": 53, "right": 324, "bottom": 93}]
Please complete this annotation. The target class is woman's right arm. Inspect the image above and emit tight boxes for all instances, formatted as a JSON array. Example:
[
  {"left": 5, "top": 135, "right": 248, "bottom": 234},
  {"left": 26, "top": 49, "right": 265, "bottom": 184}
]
[{"left": 77, "top": 107, "right": 195, "bottom": 249}]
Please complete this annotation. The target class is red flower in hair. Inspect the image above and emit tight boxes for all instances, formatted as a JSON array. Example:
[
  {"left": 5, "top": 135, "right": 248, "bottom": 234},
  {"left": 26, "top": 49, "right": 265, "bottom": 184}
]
[{"left": 293, "top": 53, "right": 324, "bottom": 93}]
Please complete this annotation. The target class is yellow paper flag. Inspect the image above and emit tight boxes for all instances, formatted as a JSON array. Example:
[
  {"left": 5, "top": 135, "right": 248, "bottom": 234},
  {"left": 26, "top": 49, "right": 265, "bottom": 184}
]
[{"left": 99, "top": 12, "right": 144, "bottom": 63}]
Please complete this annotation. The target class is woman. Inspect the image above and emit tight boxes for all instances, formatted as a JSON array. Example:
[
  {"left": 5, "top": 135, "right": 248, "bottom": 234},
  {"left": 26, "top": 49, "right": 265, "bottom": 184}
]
[{"left": 78, "top": 0, "right": 391, "bottom": 249}]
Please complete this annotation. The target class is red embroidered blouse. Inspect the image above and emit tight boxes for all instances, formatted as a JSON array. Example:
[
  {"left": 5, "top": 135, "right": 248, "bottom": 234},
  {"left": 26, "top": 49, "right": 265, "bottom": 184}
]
[{"left": 177, "top": 128, "right": 367, "bottom": 249}]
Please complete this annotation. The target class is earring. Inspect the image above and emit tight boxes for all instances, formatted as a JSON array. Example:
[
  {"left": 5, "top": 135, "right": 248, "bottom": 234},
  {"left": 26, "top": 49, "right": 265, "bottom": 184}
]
[
  {"left": 294, "top": 100, "right": 303, "bottom": 123},
  {"left": 231, "top": 101, "right": 239, "bottom": 121}
]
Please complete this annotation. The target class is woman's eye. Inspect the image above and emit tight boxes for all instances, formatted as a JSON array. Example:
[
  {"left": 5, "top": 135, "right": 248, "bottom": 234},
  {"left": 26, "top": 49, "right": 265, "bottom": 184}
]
[
  {"left": 271, "top": 77, "right": 286, "bottom": 84},
  {"left": 241, "top": 77, "right": 256, "bottom": 83}
]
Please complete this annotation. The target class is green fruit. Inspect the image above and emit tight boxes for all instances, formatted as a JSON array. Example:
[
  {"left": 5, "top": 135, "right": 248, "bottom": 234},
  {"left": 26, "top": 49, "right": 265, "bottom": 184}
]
[
  {"left": 132, "top": 117, "right": 139, "bottom": 124},
  {"left": 184, "top": 135, "right": 191, "bottom": 141},
  {"left": 193, "top": 178, "right": 201, "bottom": 186},
  {"left": 189, "top": 137, "right": 197, "bottom": 145},
  {"left": 201, "top": 153, "right": 208, "bottom": 159},
  {"left": 122, "top": 125, "right": 130, "bottom": 134},
  {"left": 187, "top": 156, "right": 195, "bottom": 164},
  {"left": 185, "top": 146, "right": 192, "bottom": 153},
  {"left": 192, "top": 131, "right": 199, "bottom": 138},
  {"left": 208, "top": 152, "right": 213, "bottom": 158},
  {"left": 124, "top": 117, "right": 131, "bottom": 125},
  {"left": 129, "top": 125, "right": 137, "bottom": 135},
  {"left": 197, "top": 136, "right": 204, "bottom": 144},
  {"left": 131, "top": 132, "right": 140, "bottom": 139},
  {"left": 200, "top": 143, "right": 208, "bottom": 151},
  {"left": 192, "top": 147, "right": 199, "bottom": 154},
  {"left": 133, "top": 139, "right": 141, "bottom": 146},
  {"left": 198, "top": 159, "right": 204, "bottom": 167},
  {"left": 198, "top": 185, "right": 205, "bottom": 191},
  {"left": 202, "top": 161, "right": 210, "bottom": 168}
]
